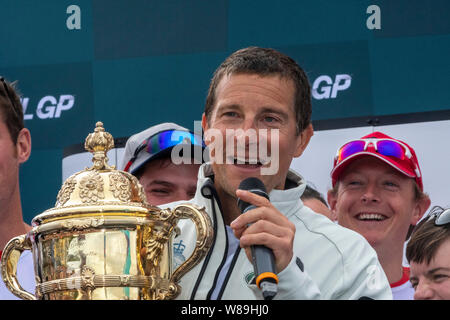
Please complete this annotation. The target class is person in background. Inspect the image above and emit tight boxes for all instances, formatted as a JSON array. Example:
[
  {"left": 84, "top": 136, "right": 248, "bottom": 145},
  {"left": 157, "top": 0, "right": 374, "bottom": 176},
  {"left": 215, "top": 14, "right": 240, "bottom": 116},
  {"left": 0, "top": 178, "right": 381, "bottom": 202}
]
[
  {"left": 301, "top": 184, "right": 336, "bottom": 221},
  {"left": 120, "top": 122, "right": 205, "bottom": 206},
  {"left": 0, "top": 77, "right": 35, "bottom": 299},
  {"left": 406, "top": 206, "right": 450, "bottom": 300},
  {"left": 327, "top": 131, "right": 431, "bottom": 299}
]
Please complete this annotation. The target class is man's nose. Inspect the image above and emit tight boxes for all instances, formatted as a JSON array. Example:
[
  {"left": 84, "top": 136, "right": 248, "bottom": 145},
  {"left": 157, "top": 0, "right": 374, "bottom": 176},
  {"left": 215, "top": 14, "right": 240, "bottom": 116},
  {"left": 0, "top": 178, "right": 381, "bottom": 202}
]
[
  {"left": 413, "top": 280, "right": 434, "bottom": 300},
  {"left": 241, "top": 117, "right": 257, "bottom": 131},
  {"left": 361, "top": 184, "right": 381, "bottom": 203},
  {"left": 234, "top": 119, "right": 259, "bottom": 145}
]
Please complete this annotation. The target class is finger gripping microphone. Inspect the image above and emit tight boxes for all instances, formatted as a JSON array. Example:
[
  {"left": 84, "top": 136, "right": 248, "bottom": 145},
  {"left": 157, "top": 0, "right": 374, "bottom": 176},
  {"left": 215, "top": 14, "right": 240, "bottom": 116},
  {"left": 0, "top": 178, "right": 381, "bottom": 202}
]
[{"left": 237, "top": 177, "right": 278, "bottom": 300}]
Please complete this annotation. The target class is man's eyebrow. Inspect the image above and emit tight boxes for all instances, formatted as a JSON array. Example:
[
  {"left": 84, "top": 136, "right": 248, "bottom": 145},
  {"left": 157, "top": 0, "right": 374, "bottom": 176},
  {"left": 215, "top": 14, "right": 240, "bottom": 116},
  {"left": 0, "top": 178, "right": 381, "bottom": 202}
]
[
  {"left": 217, "top": 104, "right": 289, "bottom": 117},
  {"left": 216, "top": 103, "right": 241, "bottom": 111},
  {"left": 427, "top": 267, "right": 450, "bottom": 275},
  {"left": 259, "top": 106, "right": 289, "bottom": 119},
  {"left": 147, "top": 180, "right": 176, "bottom": 188}
]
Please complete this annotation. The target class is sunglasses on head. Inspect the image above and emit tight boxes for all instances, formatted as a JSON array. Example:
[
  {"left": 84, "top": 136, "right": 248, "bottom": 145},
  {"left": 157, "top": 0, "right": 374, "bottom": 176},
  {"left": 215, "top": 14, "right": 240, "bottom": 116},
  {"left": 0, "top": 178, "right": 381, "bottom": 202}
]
[
  {"left": 124, "top": 129, "right": 205, "bottom": 172},
  {"left": 426, "top": 206, "right": 450, "bottom": 226},
  {"left": 335, "top": 138, "right": 421, "bottom": 177}
]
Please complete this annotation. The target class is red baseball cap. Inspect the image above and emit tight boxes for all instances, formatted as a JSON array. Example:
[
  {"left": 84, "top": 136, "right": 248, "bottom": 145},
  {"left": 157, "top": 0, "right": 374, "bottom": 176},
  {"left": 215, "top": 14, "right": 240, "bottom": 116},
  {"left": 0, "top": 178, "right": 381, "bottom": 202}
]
[{"left": 331, "top": 131, "right": 423, "bottom": 191}]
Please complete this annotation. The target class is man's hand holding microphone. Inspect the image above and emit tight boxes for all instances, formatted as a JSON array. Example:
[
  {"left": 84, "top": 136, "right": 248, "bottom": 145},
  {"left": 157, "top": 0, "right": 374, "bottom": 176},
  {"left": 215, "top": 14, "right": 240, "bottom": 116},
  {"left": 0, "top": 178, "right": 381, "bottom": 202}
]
[{"left": 230, "top": 177, "right": 296, "bottom": 300}]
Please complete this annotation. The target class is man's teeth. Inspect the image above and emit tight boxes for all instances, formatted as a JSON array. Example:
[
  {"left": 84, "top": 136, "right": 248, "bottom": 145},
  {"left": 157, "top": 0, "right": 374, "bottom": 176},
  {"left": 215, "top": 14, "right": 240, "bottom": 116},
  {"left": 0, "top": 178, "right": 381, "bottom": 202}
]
[
  {"left": 233, "top": 157, "right": 263, "bottom": 165},
  {"left": 357, "top": 213, "right": 386, "bottom": 221}
]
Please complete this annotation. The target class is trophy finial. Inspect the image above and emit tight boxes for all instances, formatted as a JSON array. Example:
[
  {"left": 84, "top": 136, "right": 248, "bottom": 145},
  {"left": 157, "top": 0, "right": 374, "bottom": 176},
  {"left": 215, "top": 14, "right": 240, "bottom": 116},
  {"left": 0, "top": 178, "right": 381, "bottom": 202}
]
[{"left": 84, "top": 121, "right": 115, "bottom": 170}]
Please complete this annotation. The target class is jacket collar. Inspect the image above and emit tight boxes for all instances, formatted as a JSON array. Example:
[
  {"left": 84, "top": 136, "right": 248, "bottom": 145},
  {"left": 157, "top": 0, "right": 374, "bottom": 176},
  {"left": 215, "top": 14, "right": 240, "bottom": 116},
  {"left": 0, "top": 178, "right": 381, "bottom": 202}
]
[{"left": 195, "top": 164, "right": 307, "bottom": 218}]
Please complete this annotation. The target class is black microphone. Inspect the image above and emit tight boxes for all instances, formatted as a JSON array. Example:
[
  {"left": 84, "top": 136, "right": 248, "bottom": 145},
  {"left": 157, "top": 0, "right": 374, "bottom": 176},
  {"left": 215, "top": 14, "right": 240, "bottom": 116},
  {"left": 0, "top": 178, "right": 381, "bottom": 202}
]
[{"left": 237, "top": 177, "right": 278, "bottom": 300}]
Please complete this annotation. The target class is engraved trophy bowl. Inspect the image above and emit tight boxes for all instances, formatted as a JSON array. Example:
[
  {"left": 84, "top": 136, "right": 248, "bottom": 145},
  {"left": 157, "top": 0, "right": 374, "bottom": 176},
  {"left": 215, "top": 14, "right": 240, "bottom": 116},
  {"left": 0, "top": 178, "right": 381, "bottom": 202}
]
[{"left": 1, "top": 122, "right": 213, "bottom": 300}]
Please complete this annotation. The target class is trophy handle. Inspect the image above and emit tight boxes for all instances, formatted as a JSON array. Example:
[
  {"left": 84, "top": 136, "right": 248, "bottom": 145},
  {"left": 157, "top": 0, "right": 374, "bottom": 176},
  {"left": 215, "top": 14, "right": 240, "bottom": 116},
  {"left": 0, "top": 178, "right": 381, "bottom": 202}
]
[
  {"left": 1, "top": 234, "right": 36, "bottom": 300},
  {"left": 167, "top": 204, "right": 213, "bottom": 299}
]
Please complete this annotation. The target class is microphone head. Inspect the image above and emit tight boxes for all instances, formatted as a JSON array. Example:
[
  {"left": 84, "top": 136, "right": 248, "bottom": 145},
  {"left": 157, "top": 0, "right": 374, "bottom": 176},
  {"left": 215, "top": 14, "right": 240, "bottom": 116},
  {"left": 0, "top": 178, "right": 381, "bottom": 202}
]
[
  {"left": 238, "top": 177, "right": 267, "bottom": 193},
  {"left": 237, "top": 177, "right": 269, "bottom": 213}
]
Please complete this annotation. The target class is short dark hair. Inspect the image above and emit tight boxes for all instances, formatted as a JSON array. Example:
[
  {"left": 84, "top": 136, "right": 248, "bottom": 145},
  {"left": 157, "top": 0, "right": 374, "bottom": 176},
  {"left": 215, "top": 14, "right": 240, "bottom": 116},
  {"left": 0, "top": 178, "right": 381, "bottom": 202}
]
[
  {"left": 301, "top": 185, "right": 329, "bottom": 208},
  {"left": 204, "top": 47, "right": 312, "bottom": 134},
  {"left": 0, "top": 77, "right": 25, "bottom": 144},
  {"left": 406, "top": 206, "right": 450, "bottom": 264}
]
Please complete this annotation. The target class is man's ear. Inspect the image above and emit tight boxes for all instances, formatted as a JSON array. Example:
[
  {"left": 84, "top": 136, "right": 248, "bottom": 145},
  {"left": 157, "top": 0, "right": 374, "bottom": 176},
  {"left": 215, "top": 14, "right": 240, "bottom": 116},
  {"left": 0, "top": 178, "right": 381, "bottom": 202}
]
[
  {"left": 202, "top": 113, "right": 208, "bottom": 131},
  {"left": 16, "top": 128, "right": 31, "bottom": 164},
  {"left": 327, "top": 189, "right": 339, "bottom": 217},
  {"left": 293, "top": 123, "right": 314, "bottom": 158},
  {"left": 411, "top": 195, "right": 431, "bottom": 226},
  {"left": 201, "top": 113, "right": 210, "bottom": 146}
]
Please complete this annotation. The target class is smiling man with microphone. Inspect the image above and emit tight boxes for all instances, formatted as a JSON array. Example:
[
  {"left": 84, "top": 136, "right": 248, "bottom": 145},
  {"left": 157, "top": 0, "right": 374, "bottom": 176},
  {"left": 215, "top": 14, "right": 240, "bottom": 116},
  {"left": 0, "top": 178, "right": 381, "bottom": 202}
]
[{"left": 162, "top": 47, "right": 392, "bottom": 300}]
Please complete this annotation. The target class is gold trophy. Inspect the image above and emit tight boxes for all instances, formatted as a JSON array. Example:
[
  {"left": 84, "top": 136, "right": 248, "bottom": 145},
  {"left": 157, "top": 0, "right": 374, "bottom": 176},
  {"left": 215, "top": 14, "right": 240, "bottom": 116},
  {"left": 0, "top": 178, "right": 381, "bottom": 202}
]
[{"left": 1, "top": 122, "right": 213, "bottom": 300}]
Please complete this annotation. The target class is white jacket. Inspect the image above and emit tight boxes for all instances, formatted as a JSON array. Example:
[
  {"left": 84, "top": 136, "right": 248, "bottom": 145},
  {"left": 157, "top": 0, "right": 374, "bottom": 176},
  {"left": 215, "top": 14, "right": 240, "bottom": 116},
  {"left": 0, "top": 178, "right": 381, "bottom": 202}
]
[{"left": 167, "top": 164, "right": 393, "bottom": 300}]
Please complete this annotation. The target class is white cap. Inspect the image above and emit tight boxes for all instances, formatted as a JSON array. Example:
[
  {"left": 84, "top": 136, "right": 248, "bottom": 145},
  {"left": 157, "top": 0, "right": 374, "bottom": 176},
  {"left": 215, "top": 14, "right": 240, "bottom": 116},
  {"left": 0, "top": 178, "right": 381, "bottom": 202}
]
[{"left": 119, "top": 122, "right": 204, "bottom": 174}]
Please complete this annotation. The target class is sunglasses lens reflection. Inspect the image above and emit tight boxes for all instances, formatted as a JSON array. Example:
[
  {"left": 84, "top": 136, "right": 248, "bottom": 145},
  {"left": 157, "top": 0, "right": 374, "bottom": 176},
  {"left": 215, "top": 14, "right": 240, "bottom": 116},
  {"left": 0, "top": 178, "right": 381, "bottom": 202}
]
[
  {"left": 146, "top": 130, "right": 203, "bottom": 156},
  {"left": 337, "top": 139, "right": 407, "bottom": 163},
  {"left": 338, "top": 141, "right": 365, "bottom": 162},
  {"left": 377, "top": 140, "right": 405, "bottom": 159}
]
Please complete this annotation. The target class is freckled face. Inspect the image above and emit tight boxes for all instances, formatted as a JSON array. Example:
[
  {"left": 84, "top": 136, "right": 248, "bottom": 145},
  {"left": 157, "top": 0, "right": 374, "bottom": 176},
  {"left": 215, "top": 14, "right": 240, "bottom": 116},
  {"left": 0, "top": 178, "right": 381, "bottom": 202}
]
[{"left": 329, "top": 157, "right": 422, "bottom": 247}]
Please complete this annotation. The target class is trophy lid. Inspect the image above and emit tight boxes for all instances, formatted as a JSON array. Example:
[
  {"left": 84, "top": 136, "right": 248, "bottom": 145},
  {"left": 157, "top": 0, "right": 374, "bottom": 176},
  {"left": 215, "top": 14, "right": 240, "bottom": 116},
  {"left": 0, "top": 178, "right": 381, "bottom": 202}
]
[{"left": 33, "top": 122, "right": 150, "bottom": 225}]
